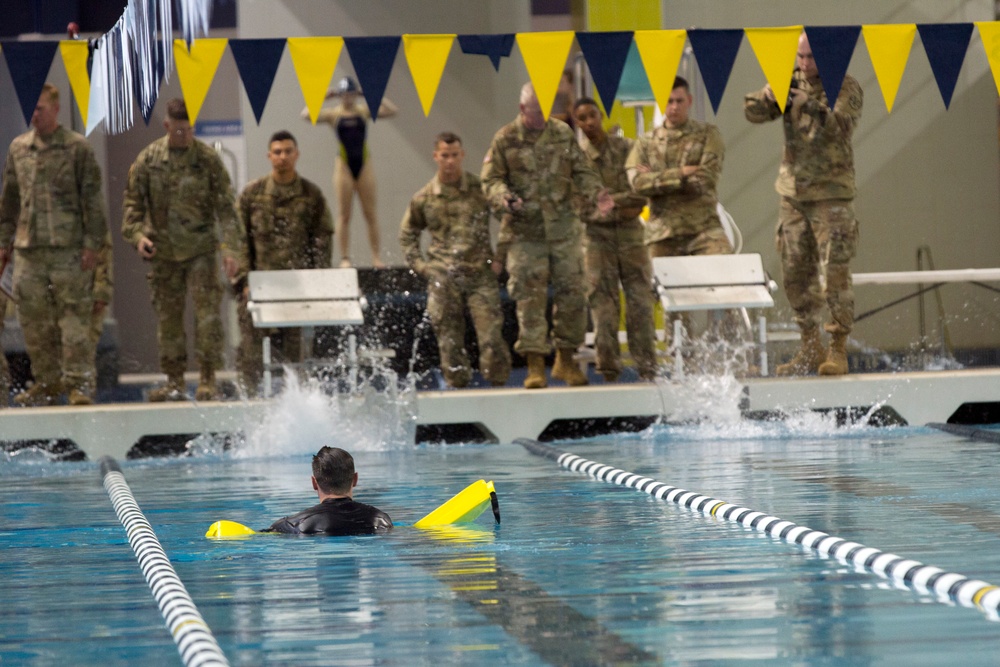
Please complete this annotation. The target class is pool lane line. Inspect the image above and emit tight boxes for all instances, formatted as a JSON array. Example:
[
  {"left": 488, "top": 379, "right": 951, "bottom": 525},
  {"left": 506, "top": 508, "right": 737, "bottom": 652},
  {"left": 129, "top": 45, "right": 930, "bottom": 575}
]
[
  {"left": 515, "top": 438, "right": 1000, "bottom": 618},
  {"left": 928, "top": 422, "right": 1000, "bottom": 444},
  {"left": 99, "top": 456, "right": 230, "bottom": 667}
]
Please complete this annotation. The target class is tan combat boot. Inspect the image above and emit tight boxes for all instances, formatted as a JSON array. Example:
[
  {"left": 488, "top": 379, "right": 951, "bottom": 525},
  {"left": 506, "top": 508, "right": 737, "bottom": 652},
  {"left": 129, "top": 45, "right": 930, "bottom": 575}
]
[
  {"left": 818, "top": 332, "right": 850, "bottom": 376},
  {"left": 14, "top": 381, "right": 62, "bottom": 407},
  {"left": 149, "top": 374, "right": 186, "bottom": 402},
  {"left": 68, "top": 388, "right": 94, "bottom": 406},
  {"left": 551, "top": 347, "right": 588, "bottom": 386},
  {"left": 523, "top": 353, "right": 548, "bottom": 389},
  {"left": 775, "top": 327, "right": 826, "bottom": 377},
  {"left": 195, "top": 368, "right": 218, "bottom": 401}
]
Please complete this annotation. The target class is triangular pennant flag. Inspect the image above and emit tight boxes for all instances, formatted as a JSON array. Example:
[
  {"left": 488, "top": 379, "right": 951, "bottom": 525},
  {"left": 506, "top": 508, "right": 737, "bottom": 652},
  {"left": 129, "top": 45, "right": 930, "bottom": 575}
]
[
  {"left": 344, "top": 36, "right": 401, "bottom": 121},
  {"left": 862, "top": 24, "right": 915, "bottom": 112},
  {"left": 976, "top": 22, "right": 1000, "bottom": 97},
  {"left": 173, "top": 38, "right": 228, "bottom": 125},
  {"left": 457, "top": 34, "right": 515, "bottom": 71},
  {"left": 686, "top": 29, "right": 744, "bottom": 114},
  {"left": 575, "top": 31, "right": 634, "bottom": 116},
  {"left": 135, "top": 41, "right": 166, "bottom": 126},
  {"left": 85, "top": 37, "right": 107, "bottom": 136},
  {"left": 745, "top": 26, "right": 802, "bottom": 113},
  {"left": 402, "top": 34, "right": 455, "bottom": 116},
  {"left": 917, "top": 23, "right": 974, "bottom": 109},
  {"left": 288, "top": 37, "right": 344, "bottom": 125},
  {"left": 633, "top": 29, "right": 686, "bottom": 115},
  {"left": 0, "top": 40, "right": 59, "bottom": 126},
  {"left": 229, "top": 38, "right": 286, "bottom": 123},
  {"left": 516, "top": 31, "right": 576, "bottom": 120},
  {"left": 805, "top": 25, "right": 861, "bottom": 105},
  {"left": 60, "top": 40, "right": 90, "bottom": 127}
]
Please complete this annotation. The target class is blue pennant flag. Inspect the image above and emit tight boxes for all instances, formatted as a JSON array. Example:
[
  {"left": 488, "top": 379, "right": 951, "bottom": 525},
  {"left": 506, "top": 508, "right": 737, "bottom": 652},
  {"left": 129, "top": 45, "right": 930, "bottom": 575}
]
[
  {"left": 457, "top": 34, "right": 515, "bottom": 71},
  {"left": 229, "top": 38, "right": 286, "bottom": 124},
  {"left": 804, "top": 25, "right": 860, "bottom": 105},
  {"left": 1, "top": 40, "right": 59, "bottom": 127},
  {"left": 575, "top": 31, "right": 634, "bottom": 116},
  {"left": 917, "top": 23, "right": 974, "bottom": 108},
  {"left": 344, "top": 36, "right": 401, "bottom": 121},
  {"left": 686, "top": 29, "right": 744, "bottom": 114},
  {"left": 133, "top": 41, "right": 166, "bottom": 126}
]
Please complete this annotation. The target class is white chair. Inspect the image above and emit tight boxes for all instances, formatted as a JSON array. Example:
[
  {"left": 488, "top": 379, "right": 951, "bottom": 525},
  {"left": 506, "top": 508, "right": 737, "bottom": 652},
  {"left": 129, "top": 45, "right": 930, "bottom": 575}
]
[{"left": 651, "top": 253, "right": 777, "bottom": 377}]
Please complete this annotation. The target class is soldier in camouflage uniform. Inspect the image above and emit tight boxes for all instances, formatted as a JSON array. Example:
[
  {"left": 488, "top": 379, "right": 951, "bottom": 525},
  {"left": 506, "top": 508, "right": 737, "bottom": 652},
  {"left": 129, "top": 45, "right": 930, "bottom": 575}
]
[
  {"left": 625, "top": 77, "right": 739, "bottom": 360},
  {"left": 481, "top": 83, "right": 613, "bottom": 389},
  {"left": 226, "top": 130, "right": 333, "bottom": 395},
  {"left": 0, "top": 294, "right": 10, "bottom": 407},
  {"left": 0, "top": 84, "right": 107, "bottom": 406},
  {"left": 572, "top": 98, "right": 657, "bottom": 382},
  {"left": 123, "top": 99, "right": 238, "bottom": 401},
  {"left": 745, "top": 32, "right": 862, "bottom": 376},
  {"left": 400, "top": 132, "right": 511, "bottom": 389}
]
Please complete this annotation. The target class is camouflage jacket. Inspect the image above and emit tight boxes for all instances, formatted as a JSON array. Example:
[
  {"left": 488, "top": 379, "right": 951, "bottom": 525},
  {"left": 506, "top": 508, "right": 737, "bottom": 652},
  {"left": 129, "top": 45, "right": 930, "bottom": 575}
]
[
  {"left": 229, "top": 174, "right": 333, "bottom": 283},
  {"left": 744, "top": 70, "right": 862, "bottom": 201},
  {"left": 625, "top": 118, "right": 725, "bottom": 244},
  {"left": 122, "top": 136, "right": 236, "bottom": 262},
  {"left": 481, "top": 116, "right": 604, "bottom": 243},
  {"left": 399, "top": 171, "right": 495, "bottom": 276},
  {"left": 579, "top": 133, "right": 646, "bottom": 245},
  {"left": 0, "top": 125, "right": 107, "bottom": 252}
]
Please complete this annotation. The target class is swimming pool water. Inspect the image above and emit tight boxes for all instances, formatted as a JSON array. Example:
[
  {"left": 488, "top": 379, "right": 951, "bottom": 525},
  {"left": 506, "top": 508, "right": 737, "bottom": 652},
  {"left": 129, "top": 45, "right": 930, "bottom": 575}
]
[{"left": 3, "top": 424, "right": 1000, "bottom": 666}]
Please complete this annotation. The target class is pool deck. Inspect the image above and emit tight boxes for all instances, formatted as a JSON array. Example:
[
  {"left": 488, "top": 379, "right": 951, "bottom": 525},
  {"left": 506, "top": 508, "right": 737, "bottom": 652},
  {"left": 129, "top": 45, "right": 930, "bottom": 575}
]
[{"left": 2, "top": 367, "right": 999, "bottom": 460}]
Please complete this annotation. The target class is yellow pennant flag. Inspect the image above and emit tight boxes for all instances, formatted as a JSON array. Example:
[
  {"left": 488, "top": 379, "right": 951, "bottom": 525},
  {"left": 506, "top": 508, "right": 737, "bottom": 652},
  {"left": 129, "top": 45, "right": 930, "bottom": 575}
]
[
  {"left": 976, "top": 22, "right": 1000, "bottom": 97},
  {"left": 288, "top": 36, "right": 345, "bottom": 124},
  {"left": 862, "top": 24, "right": 915, "bottom": 113},
  {"left": 403, "top": 34, "right": 455, "bottom": 116},
  {"left": 173, "top": 38, "right": 228, "bottom": 125},
  {"left": 60, "top": 40, "right": 90, "bottom": 127},
  {"left": 516, "top": 31, "right": 576, "bottom": 120},
  {"left": 745, "top": 26, "right": 803, "bottom": 113},
  {"left": 634, "top": 30, "right": 686, "bottom": 115}
]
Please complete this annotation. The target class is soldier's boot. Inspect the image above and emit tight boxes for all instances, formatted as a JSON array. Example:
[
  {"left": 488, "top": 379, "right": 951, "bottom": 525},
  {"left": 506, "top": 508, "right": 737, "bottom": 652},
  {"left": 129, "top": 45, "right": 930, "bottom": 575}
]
[
  {"left": 551, "top": 347, "right": 588, "bottom": 386},
  {"left": 775, "top": 327, "right": 826, "bottom": 377},
  {"left": 14, "top": 381, "right": 62, "bottom": 407},
  {"left": 149, "top": 372, "right": 186, "bottom": 402},
  {"left": 523, "top": 353, "right": 548, "bottom": 389},
  {"left": 68, "top": 388, "right": 94, "bottom": 406},
  {"left": 818, "top": 333, "right": 850, "bottom": 376},
  {"left": 195, "top": 367, "right": 218, "bottom": 401}
]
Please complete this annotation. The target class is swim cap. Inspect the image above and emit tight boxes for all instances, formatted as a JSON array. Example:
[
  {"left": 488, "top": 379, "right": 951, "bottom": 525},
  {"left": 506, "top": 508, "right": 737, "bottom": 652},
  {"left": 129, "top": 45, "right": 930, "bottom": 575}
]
[{"left": 338, "top": 77, "right": 360, "bottom": 94}]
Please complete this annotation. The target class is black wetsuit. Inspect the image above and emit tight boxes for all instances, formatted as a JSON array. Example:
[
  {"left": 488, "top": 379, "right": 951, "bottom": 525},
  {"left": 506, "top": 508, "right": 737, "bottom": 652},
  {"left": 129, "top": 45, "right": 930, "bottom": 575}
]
[
  {"left": 264, "top": 497, "right": 393, "bottom": 536},
  {"left": 336, "top": 115, "right": 367, "bottom": 179}
]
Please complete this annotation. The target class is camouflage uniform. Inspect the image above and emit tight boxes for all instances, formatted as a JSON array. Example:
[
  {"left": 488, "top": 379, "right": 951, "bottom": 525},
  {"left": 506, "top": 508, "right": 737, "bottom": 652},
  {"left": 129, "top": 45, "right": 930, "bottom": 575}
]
[
  {"left": 227, "top": 174, "right": 333, "bottom": 392},
  {"left": 579, "top": 133, "right": 657, "bottom": 379},
  {"left": 0, "top": 125, "right": 107, "bottom": 396},
  {"left": 745, "top": 72, "right": 862, "bottom": 334},
  {"left": 481, "top": 116, "right": 604, "bottom": 355},
  {"left": 399, "top": 171, "right": 511, "bottom": 387},
  {"left": 91, "top": 233, "right": 113, "bottom": 346},
  {"left": 0, "top": 294, "right": 9, "bottom": 405},
  {"left": 122, "top": 136, "right": 235, "bottom": 379}
]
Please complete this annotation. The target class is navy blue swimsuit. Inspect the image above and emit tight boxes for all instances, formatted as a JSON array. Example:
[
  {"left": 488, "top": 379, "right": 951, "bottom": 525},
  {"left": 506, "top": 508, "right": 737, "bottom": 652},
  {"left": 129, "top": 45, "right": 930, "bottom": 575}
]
[{"left": 336, "top": 116, "right": 367, "bottom": 179}]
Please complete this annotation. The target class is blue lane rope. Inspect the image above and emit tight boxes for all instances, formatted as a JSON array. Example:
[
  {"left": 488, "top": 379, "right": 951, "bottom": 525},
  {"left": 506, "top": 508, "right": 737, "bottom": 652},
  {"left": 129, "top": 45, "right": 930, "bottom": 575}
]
[
  {"left": 515, "top": 438, "right": 1000, "bottom": 617},
  {"left": 99, "top": 456, "right": 230, "bottom": 667}
]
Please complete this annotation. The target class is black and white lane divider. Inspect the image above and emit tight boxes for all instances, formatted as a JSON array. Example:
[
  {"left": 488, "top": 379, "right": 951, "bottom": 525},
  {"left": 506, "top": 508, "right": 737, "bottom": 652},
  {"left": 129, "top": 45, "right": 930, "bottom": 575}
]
[
  {"left": 516, "top": 438, "right": 1000, "bottom": 617},
  {"left": 99, "top": 456, "right": 230, "bottom": 667}
]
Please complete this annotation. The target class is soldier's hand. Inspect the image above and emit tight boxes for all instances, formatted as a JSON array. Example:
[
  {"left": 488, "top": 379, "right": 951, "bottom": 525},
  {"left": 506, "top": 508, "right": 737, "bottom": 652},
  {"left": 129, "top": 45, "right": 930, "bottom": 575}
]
[
  {"left": 137, "top": 236, "right": 156, "bottom": 259},
  {"left": 503, "top": 193, "right": 524, "bottom": 212},
  {"left": 788, "top": 87, "right": 808, "bottom": 112},
  {"left": 681, "top": 165, "right": 699, "bottom": 177},
  {"left": 80, "top": 248, "right": 98, "bottom": 271},
  {"left": 490, "top": 257, "right": 504, "bottom": 276},
  {"left": 222, "top": 256, "right": 239, "bottom": 280},
  {"left": 93, "top": 300, "right": 107, "bottom": 317},
  {"left": 0, "top": 247, "right": 9, "bottom": 265},
  {"left": 596, "top": 189, "right": 615, "bottom": 217},
  {"left": 763, "top": 84, "right": 775, "bottom": 102}
]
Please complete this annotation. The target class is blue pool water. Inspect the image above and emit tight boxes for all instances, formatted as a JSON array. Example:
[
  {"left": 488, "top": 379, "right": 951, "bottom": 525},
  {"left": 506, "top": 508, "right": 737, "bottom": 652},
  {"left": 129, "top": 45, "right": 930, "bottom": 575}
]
[{"left": 3, "top": 422, "right": 1000, "bottom": 666}]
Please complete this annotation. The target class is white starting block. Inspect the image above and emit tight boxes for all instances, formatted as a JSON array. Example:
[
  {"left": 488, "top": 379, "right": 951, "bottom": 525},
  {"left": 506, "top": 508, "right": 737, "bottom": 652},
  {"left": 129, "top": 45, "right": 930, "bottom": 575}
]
[
  {"left": 247, "top": 268, "right": 365, "bottom": 396},
  {"left": 652, "top": 254, "right": 777, "bottom": 377}
]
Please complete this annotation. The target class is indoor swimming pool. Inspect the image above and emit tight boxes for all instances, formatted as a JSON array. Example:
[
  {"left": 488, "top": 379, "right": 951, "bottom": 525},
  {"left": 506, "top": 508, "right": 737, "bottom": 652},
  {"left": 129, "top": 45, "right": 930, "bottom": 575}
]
[{"left": 3, "top": 420, "right": 1000, "bottom": 665}]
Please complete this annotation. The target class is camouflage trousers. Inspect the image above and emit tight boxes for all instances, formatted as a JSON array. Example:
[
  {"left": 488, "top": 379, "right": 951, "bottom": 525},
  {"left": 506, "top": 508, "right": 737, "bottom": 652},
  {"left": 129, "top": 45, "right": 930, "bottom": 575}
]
[
  {"left": 585, "top": 231, "right": 657, "bottom": 378},
  {"left": 777, "top": 197, "right": 858, "bottom": 334},
  {"left": 0, "top": 293, "right": 10, "bottom": 403},
  {"left": 13, "top": 247, "right": 96, "bottom": 392},
  {"left": 148, "top": 252, "right": 223, "bottom": 376},
  {"left": 507, "top": 236, "right": 586, "bottom": 355},
  {"left": 236, "top": 290, "right": 302, "bottom": 392},
  {"left": 426, "top": 268, "right": 511, "bottom": 386}
]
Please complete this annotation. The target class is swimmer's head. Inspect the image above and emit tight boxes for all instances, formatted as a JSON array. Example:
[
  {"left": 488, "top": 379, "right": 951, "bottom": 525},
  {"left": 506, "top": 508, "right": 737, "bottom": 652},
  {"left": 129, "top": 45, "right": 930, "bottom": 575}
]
[
  {"left": 312, "top": 446, "right": 357, "bottom": 495},
  {"left": 338, "top": 77, "right": 360, "bottom": 94}
]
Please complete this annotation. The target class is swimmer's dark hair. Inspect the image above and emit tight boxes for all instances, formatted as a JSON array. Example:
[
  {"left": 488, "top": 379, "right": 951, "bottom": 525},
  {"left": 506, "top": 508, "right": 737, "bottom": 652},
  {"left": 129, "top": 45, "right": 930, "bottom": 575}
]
[
  {"left": 672, "top": 76, "right": 690, "bottom": 92},
  {"left": 435, "top": 131, "right": 462, "bottom": 147},
  {"left": 165, "top": 98, "right": 189, "bottom": 122},
  {"left": 572, "top": 96, "right": 600, "bottom": 113},
  {"left": 312, "top": 446, "right": 355, "bottom": 494},
  {"left": 269, "top": 130, "right": 297, "bottom": 147}
]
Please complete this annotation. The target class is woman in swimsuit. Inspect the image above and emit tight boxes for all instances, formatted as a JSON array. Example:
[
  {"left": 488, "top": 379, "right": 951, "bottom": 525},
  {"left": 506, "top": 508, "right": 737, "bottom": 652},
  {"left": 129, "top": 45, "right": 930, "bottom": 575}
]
[{"left": 308, "top": 77, "right": 397, "bottom": 268}]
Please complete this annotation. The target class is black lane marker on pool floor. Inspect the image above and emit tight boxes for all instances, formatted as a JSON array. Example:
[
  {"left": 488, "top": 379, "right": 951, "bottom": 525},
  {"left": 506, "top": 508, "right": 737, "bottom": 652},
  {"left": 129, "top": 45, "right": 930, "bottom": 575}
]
[
  {"left": 516, "top": 438, "right": 1000, "bottom": 618},
  {"left": 99, "top": 456, "right": 230, "bottom": 667}
]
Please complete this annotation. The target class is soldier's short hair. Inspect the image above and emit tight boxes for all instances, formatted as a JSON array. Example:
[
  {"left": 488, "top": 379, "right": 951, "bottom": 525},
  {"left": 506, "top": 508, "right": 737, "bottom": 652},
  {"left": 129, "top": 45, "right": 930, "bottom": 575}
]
[
  {"left": 435, "top": 131, "right": 461, "bottom": 148},
  {"left": 672, "top": 76, "right": 691, "bottom": 93},
  {"left": 519, "top": 82, "right": 537, "bottom": 106},
  {"left": 269, "top": 130, "right": 297, "bottom": 147},
  {"left": 40, "top": 83, "right": 59, "bottom": 104},
  {"left": 312, "top": 446, "right": 355, "bottom": 494},
  {"left": 165, "top": 98, "right": 189, "bottom": 122},
  {"left": 572, "top": 97, "right": 600, "bottom": 113}
]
